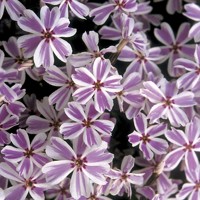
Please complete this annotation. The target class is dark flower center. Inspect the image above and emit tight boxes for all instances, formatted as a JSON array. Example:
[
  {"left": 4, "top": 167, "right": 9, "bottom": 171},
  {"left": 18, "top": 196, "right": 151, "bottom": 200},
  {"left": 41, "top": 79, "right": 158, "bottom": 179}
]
[
  {"left": 184, "top": 142, "right": 194, "bottom": 151},
  {"left": 140, "top": 134, "right": 150, "bottom": 144},
  {"left": 163, "top": 97, "right": 174, "bottom": 108},
  {"left": 93, "top": 80, "right": 104, "bottom": 91},
  {"left": 171, "top": 43, "right": 181, "bottom": 54},
  {"left": 24, "top": 148, "right": 34, "bottom": 158},
  {"left": 82, "top": 118, "right": 93, "bottom": 128},
  {"left": 121, "top": 173, "right": 128, "bottom": 182},
  {"left": 41, "top": 29, "right": 55, "bottom": 42},
  {"left": 71, "top": 156, "right": 87, "bottom": 171},
  {"left": 25, "top": 179, "right": 35, "bottom": 188},
  {"left": 194, "top": 182, "right": 200, "bottom": 191}
]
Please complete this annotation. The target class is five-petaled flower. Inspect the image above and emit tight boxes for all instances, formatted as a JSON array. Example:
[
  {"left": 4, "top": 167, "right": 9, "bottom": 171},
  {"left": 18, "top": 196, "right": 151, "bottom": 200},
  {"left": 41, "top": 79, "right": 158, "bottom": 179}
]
[
  {"left": 42, "top": 137, "right": 113, "bottom": 199},
  {"left": 17, "top": 5, "right": 76, "bottom": 68},
  {"left": 72, "top": 57, "right": 122, "bottom": 113}
]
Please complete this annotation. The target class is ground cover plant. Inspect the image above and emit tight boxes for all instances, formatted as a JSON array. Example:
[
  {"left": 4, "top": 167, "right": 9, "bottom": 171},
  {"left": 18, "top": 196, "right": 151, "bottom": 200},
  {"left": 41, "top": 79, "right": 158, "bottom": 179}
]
[{"left": 0, "top": 0, "right": 200, "bottom": 199}]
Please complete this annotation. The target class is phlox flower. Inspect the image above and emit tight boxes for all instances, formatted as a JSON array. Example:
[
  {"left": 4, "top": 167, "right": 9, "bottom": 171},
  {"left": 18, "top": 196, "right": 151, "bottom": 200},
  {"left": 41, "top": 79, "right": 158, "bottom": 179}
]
[
  {"left": 154, "top": 0, "right": 196, "bottom": 15},
  {"left": 2, "top": 36, "right": 43, "bottom": 84},
  {"left": 116, "top": 72, "right": 143, "bottom": 112},
  {"left": 154, "top": 22, "right": 195, "bottom": 77},
  {"left": 43, "top": 64, "right": 76, "bottom": 111},
  {"left": 42, "top": 137, "right": 113, "bottom": 199},
  {"left": 68, "top": 31, "right": 117, "bottom": 67},
  {"left": 0, "top": 0, "right": 25, "bottom": 21},
  {"left": 0, "top": 49, "right": 18, "bottom": 86},
  {"left": 135, "top": 155, "right": 179, "bottom": 199},
  {"left": 118, "top": 45, "right": 163, "bottom": 78},
  {"left": 0, "top": 83, "right": 26, "bottom": 116},
  {"left": 128, "top": 113, "right": 168, "bottom": 160},
  {"left": 184, "top": 3, "right": 200, "bottom": 42},
  {"left": 79, "top": 183, "right": 112, "bottom": 200},
  {"left": 0, "top": 162, "right": 48, "bottom": 200},
  {"left": 99, "top": 13, "right": 148, "bottom": 53},
  {"left": 60, "top": 101, "right": 114, "bottom": 147},
  {"left": 164, "top": 117, "right": 200, "bottom": 171},
  {"left": 0, "top": 105, "right": 18, "bottom": 146},
  {"left": 90, "top": 0, "right": 138, "bottom": 25},
  {"left": 72, "top": 57, "right": 122, "bottom": 113},
  {"left": 43, "top": 0, "right": 90, "bottom": 19},
  {"left": 45, "top": 178, "right": 74, "bottom": 200},
  {"left": 141, "top": 81, "right": 196, "bottom": 127},
  {"left": 1, "top": 129, "right": 50, "bottom": 177},
  {"left": 19, "top": 94, "right": 38, "bottom": 128},
  {"left": 174, "top": 44, "right": 200, "bottom": 90},
  {"left": 177, "top": 167, "right": 200, "bottom": 200},
  {"left": 26, "top": 97, "right": 67, "bottom": 137},
  {"left": 107, "top": 155, "right": 144, "bottom": 197},
  {"left": 17, "top": 5, "right": 76, "bottom": 68}
]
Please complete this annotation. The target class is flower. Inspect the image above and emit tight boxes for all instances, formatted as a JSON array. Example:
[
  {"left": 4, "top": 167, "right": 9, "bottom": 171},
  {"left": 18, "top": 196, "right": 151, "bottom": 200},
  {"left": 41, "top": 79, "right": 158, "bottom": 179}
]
[
  {"left": 107, "top": 155, "right": 144, "bottom": 197},
  {"left": 128, "top": 113, "right": 168, "bottom": 160},
  {"left": 118, "top": 45, "right": 163, "bottom": 78},
  {"left": 1, "top": 129, "right": 50, "bottom": 177},
  {"left": 68, "top": 31, "right": 117, "bottom": 67},
  {"left": 42, "top": 137, "right": 113, "bottom": 199},
  {"left": 154, "top": 22, "right": 195, "bottom": 77},
  {"left": 0, "top": 49, "right": 18, "bottom": 86},
  {"left": 116, "top": 72, "right": 143, "bottom": 112},
  {"left": 43, "top": 0, "right": 90, "bottom": 19},
  {"left": 0, "top": 162, "right": 48, "bottom": 200},
  {"left": 43, "top": 64, "right": 76, "bottom": 111},
  {"left": 184, "top": 2, "right": 200, "bottom": 42},
  {"left": 2, "top": 36, "right": 38, "bottom": 84},
  {"left": 140, "top": 80, "right": 196, "bottom": 127},
  {"left": 90, "top": 0, "right": 138, "bottom": 25},
  {"left": 26, "top": 97, "right": 67, "bottom": 137},
  {"left": 17, "top": 5, "right": 76, "bottom": 68},
  {"left": 154, "top": 0, "right": 196, "bottom": 15},
  {"left": 60, "top": 101, "right": 114, "bottom": 146},
  {"left": 175, "top": 44, "right": 200, "bottom": 90},
  {"left": 0, "top": 83, "right": 26, "bottom": 116},
  {"left": 177, "top": 167, "right": 200, "bottom": 200},
  {"left": 72, "top": 57, "right": 122, "bottom": 113},
  {"left": 164, "top": 117, "right": 200, "bottom": 171},
  {"left": 0, "top": 0, "right": 25, "bottom": 21},
  {"left": 0, "top": 105, "right": 18, "bottom": 146}
]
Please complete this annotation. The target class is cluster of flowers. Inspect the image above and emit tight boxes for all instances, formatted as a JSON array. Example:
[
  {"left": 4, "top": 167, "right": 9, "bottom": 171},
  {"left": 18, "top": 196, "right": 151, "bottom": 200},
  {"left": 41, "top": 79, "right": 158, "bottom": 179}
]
[{"left": 1, "top": 0, "right": 200, "bottom": 199}]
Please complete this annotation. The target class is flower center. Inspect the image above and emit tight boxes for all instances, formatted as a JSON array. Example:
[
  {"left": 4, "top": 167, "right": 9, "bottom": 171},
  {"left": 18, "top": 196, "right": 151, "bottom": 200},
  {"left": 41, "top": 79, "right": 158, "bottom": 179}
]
[
  {"left": 82, "top": 118, "right": 92, "bottom": 128},
  {"left": 115, "top": 0, "right": 125, "bottom": 7},
  {"left": 184, "top": 142, "right": 194, "bottom": 152},
  {"left": 15, "top": 56, "right": 25, "bottom": 64},
  {"left": 72, "top": 156, "right": 87, "bottom": 171},
  {"left": 140, "top": 134, "right": 150, "bottom": 144},
  {"left": 41, "top": 29, "right": 54, "bottom": 42},
  {"left": 66, "top": 80, "right": 75, "bottom": 88},
  {"left": 88, "top": 195, "right": 97, "bottom": 200},
  {"left": 163, "top": 97, "right": 174, "bottom": 108},
  {"left": 121, "top": 173, "right": 128, "bottom": 182},
  {"left": 93, "top": 80, "right": 104, "bottom": 91},
  {"left": 171, "top": 43, "right": 181, "bottom": 54},
  {"left": 24, "top": 148, "right": 34, "bottom": 158},
  {"left": 194, "top": 182, "right": 200, "bottom": 191},
  {"left": 25, "top": 179, "right": 35, "bottom": 188}
]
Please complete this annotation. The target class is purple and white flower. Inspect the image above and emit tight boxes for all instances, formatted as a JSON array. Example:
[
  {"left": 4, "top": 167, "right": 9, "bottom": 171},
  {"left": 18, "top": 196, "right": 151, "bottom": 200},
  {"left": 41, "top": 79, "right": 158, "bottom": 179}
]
[
  {"left": 60, "top": 101, "right": 114, "bottom": 146},
  {"left": 72, "top": 57, "right": 122, "bottom": 113},
  {"left": 43, "top": 0, "right": 90, "bottom": 19},
  {"left": 128, "top": 113, "right": 168, "bottom": 160},
  {"left": 42, "top": 137, "right": 113, "bottom": 199},
  {"left": 1, "top": 129, "right": 50, "bottom": 177},
  {"left": 18, "top": 5, "right": 76, "bottom": 68}
]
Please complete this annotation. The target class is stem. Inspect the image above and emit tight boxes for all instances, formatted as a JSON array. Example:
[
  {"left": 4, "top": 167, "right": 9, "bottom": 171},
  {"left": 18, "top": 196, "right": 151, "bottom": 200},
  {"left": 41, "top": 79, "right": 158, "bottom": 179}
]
[{"left": 109, "top": 39, "right": 128, "bottom": 65}]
